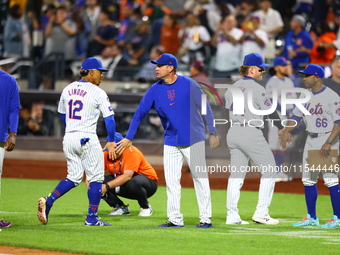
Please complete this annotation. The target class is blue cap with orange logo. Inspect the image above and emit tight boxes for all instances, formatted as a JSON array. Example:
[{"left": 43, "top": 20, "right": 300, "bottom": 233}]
[
  {"left": 151, "top": 53, "right": 178, "bottom": 68},
  {"left": 243, "top": 53, "right": 269, "bottom": 67},
  {"left": 298, "top": 64, "right": 324, "bottom": 78},
  {"left": 81, "top": 57, "right": 108, "bottom": 71},
  {"left": 273, "top": 57, "right": 288, "bottom": 67}
]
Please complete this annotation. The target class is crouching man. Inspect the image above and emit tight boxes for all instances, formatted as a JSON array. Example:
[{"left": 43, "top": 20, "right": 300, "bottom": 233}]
[{"left": 101, "top": 133, "right": 158, "bottom": 216}]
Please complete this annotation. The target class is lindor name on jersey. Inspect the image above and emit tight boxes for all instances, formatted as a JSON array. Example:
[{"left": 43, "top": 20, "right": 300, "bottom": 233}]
[{"left": 68, "top": 88, "right": 88, "bottom": 97}]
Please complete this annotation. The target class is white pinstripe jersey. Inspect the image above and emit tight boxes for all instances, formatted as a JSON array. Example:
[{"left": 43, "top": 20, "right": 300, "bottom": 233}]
[
  {"left": 225, "top": 78, "right": 272, "bottom": 126},
  {"left": 293, "top": 86, "right": 340, "bottom": 133},
  {"left": 58, "top": 80, "right": 114, "bottom": 133}
]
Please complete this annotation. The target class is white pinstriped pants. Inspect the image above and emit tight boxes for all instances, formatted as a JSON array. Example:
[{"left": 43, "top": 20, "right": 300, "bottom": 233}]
[
  {"left": 163, "top": 140, "right": 212, "bottom": 225},
  {"left": 226, "top": 127, "right": 276, "bottom": 222},
  {"left": 63, "top": 132, "right": 104, "bottom": 185}
]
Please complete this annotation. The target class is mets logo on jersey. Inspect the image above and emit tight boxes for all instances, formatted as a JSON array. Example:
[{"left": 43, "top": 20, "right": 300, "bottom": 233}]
[
  {"left": 336, "top": 107, "right": 340, "bottom": 116},
  {"left": 264, "top": 97, "right": 271, "bottom": 106},
  {"left": 167, "top": 89, "right": 175, "bottom": 101}
]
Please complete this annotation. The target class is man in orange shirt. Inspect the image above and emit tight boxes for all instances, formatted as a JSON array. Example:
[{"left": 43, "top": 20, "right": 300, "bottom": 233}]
[{"left": 101, "top": 133, "right": 158, "bottom": 217}]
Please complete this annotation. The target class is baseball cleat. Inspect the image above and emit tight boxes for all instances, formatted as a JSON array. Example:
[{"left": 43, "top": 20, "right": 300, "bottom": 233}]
[
  {"left": 37, "top": 197, "right": 51, "bottom": 225},
  {"left": 275, "top": 172, "right": 292, "bottom": 182},
  {"left": 226, "top": 220, "right": 249, "bottom": 225},
  {"left": 195, "top": 222, "right": 213, "bottom": 228},
  {"left": 138, "top": 208, "right": 153, "bottom": 217},
  {"left": 84, "top": 218, "right": 112, "bottom": 226},
  {"left": 157, "top": 221, "right": 184, "bottom": 227},
  {"left": 252, "top": 216, "right": 279, "bottom": 225},
  {"left": 292, "top": 214, "right": 319, "bottom": 227},
  {"left": 320, "top": 215, "right": 340, "bottom": 228},
  {"left": 0, "top": 220, "right": 11, "bottom": 228},
  {"left": 107, "top": 204, "right": 130, "bottom": 215}
]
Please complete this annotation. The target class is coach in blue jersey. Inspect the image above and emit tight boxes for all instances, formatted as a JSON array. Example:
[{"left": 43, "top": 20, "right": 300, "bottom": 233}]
[
  {"left": 0, "top": 69, "right": 20, "bottom": 229},
  {"left": 117, "top": 53, "right": 220, "bottom": 228}
]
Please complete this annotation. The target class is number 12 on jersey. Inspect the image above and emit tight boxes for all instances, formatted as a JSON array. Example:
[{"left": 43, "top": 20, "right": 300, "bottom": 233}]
[{"left": 68, "top": 100, "right": 83, "bottom": 120}]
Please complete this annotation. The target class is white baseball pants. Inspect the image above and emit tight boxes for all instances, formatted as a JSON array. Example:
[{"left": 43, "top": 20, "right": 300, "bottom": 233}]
[
  {"left": 226, "top": 126, "right": 276, "bottom": 222},
  {"left": 63, "top": 132, "right": 104, "bottom": 185},
  {"left": 163, "top": 140, "right": 212, "bottom": 225}
]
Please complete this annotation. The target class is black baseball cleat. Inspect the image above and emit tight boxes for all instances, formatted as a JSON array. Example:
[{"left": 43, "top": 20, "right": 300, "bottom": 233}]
[
  {"left": 157, "top": 221, "right": 184, "bottom": 227},
  {"left": 195, "top": 222, "right": 213, "bottom": 228}
]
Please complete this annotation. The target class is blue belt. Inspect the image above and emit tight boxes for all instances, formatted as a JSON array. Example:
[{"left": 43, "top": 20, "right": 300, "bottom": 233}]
[{"left": 308, "top": 131, "right": 331, "bottom": 138}]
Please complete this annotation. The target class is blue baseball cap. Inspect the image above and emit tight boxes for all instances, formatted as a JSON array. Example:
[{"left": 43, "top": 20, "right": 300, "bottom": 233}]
[
  {"left": 243, "top": 53, "right": 269, "bottom": 67},
  {"left": 81, "top": 58, "right": 108, "bottom": 72},
  {"left": 151, "top": 53, "right": 178, "bottom": 68},
  {"left": 298, "top": 64, "right": 324, "bottom": 78},
  {"left": 273, "top": 57, "right": 288, "bottom": 67},
  {"left": 75, "top": 0, "right": 85, "bottom": 8},
  {"left": 114, "top": 132, "right": 123, "bottom": 143}
]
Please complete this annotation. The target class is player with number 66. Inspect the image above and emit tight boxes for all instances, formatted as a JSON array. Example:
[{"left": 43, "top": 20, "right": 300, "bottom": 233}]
[{"left": 280, "top": 64, "right": 340, "bottom": 228}]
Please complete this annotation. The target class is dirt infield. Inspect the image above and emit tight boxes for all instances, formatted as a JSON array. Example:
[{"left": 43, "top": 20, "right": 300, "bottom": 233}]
[
  {"left": 2, "top": 158, "right": 330, "bottom": 195},
  {"left": 0, "top": 245, "right": 81, "bottom": 255}
]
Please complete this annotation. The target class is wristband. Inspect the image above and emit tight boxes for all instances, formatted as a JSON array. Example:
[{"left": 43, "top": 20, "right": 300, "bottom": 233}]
[
  {"left": 325, "top": 140, "right": 332, "bottom": 145},
  {"left": 210, "top": 132, "right": 218, "bottom": 137},
  {"left": 105, "top": 183, "right": 110, "bottom": 191}
]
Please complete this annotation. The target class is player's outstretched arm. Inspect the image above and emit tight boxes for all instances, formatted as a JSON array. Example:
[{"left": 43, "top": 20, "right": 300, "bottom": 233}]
[
  {"left": 278, "top": 128, "right": 292, "bottom": 143},
  {"left": 320, "top": 123, "right": 340, "bottom": 158},
  {"left": 116, "top": 138, "right": 132, "bottom": 155},
  {"left": 279, "top": 116, "right": 301, "bottom": 150},
  {"left": 280, "top": 130, "right": 291, "bottom": 151},
  {"left": 280, "top": 125, "right": 296, "bottom": 150},
  {"left": 102, "top": 142, "right": 116, "bottom": 160},
  {"left": 209, "top": 135, "right": 220, "bottom": 150}
]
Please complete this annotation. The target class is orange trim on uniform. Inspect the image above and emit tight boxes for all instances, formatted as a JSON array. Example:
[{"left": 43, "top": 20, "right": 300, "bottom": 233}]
[{"left": 52, "top": 190, "right": 61, "bottom": 198}]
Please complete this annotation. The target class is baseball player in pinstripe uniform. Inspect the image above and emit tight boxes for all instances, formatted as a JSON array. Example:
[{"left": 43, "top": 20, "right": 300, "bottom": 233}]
[
  {"left": 225, "top": 53, "right": 284, "bottom": 225},
  {"left": 281, "top": 64, "right": 340, "bottom": 228},
  {"left": 37, "top": 58, "right": 116, "bottom": 226},
  {"left": 0, "top": 69, "right": 20, "bottom": 229},
  {"left": 117, "top": 53, "right": 220, "bottom": 228},
  {"left": 265, "top": 57, "right": 296, "bottom": 182}
]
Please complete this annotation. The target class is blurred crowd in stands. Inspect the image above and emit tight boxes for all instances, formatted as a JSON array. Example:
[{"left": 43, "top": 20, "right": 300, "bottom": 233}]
[
  {"left": 2, "top": 0, "right": 340, "bottom": 142},
  {"left": 1, "top": 0, "right": 340, "bottom": 84}
]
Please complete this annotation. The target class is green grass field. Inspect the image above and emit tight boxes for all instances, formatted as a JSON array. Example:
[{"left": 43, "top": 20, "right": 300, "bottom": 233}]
[{"left": 0, "top": 178, "right": 339, "bottom": 255}]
